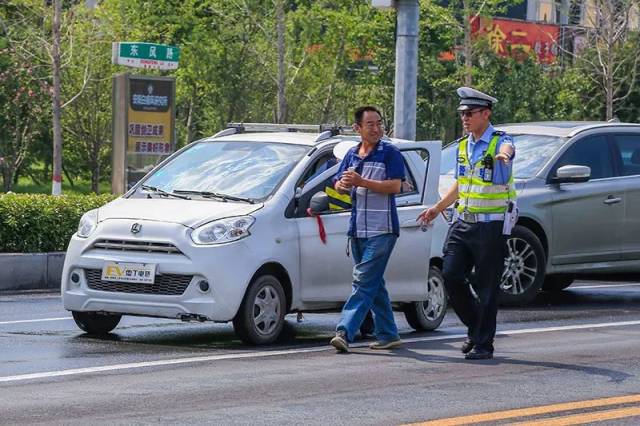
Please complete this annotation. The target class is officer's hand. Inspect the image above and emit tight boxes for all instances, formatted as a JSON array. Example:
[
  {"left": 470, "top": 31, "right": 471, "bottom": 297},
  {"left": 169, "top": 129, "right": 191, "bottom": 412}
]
[
  {"left": 341, "top": 171, "right": 362, "bottom": 187},
  {"left": 495, "top": 145, "right": 514, "bottom": 164},
  {"left": 417, "top": 207, "right": 439, "bottom": 224},
  {"left": 495, "top": 152, "right": 511, "bottom": 164}
]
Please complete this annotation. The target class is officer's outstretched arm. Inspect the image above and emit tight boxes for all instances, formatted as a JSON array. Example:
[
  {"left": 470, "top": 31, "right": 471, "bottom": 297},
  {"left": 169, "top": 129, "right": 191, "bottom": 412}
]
[
  {"left": 417, "top": 181, "right": 458, "bottom": 223},
  {"left": 437, "top": 181, "right": 459, "bottom": 211}
]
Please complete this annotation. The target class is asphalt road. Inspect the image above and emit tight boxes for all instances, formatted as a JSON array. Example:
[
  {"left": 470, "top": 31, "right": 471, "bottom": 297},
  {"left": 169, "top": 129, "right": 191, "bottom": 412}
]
[{"left": 1, "top": 280, "right": 640, "bottom": 425}]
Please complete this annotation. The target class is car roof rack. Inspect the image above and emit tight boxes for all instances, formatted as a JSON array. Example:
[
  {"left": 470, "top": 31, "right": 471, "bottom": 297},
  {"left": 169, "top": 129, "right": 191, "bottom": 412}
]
[{"left": 211, "top": 122, "right": 358, "bottom": 142}]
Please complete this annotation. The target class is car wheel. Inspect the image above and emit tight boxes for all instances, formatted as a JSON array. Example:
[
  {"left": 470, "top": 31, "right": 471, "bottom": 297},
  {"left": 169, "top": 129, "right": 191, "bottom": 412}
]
[
  {"left": 500, "top": 225, "right": 546, "bottom": 306},
  {"left": 233, "top": 274, "right": 286, "bottom": 345},
  {"left": 72, "top": 311, "right": 122, "bottom": 335},
  {"left": 360, "top": 311, "right": 375, "bottom": 336},
  {"left": 542, "top": 274, "right": 574, "bottom": 292},
  {"left": 404, "top": 265, "right": 447, "bottom": 331}
]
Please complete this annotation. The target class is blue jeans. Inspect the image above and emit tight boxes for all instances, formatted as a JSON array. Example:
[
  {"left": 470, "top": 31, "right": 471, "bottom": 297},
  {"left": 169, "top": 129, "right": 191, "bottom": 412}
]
[{"left": 337, "top": 234, "right": 400, "bottom": 343}]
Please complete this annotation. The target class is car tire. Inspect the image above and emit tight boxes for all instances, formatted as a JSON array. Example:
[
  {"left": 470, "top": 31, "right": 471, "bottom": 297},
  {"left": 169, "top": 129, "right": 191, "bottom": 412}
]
[
  {"left": 233, "top": 274, "right": 286, "bottom": 345},
  {"left": 72, "top": 311, "right": 122, "bottom": 335},
  {"left": 360, "top": 311, "right": 375, "bottom": 336},
  {"left": 500, "top": 225, "right": 546, "bottom": 306},
  {"left": 404, "top": 265, "right": 448, "bottom": 331},
  {"left": 542, "top": 274, "right": 574, "bottom": 292}
]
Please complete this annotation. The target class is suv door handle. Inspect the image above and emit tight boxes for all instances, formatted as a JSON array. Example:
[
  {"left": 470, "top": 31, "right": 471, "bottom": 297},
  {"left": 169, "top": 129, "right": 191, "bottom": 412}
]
[{"left": 603, "top": 196, "right": 622, "bottom": 205}]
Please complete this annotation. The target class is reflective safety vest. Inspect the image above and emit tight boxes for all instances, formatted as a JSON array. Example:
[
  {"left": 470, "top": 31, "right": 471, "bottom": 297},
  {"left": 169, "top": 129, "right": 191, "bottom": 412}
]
[
  {"left": 325, "top": 186, "right": 352, "bottom": 211},
  {"left": 456, "top": 133, "right": 516, "bottom": 214}
]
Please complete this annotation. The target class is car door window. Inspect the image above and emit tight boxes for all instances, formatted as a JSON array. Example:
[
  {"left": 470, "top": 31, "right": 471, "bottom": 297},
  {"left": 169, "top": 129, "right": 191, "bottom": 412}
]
[
  {"left": 399, "top": 158, "right": 418, "bottom": 196},
  {"left": 612, "top": 134, "right": 640, "bottom": 177},
  {"left": 551, "top": 135, "right": 614, "bottom": 180},
  {"left": 298, "top": 152, "right": 338, "bottom": 188}
]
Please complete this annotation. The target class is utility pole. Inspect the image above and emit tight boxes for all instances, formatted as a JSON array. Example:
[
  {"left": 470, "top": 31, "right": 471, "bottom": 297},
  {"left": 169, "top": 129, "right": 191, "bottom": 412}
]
[
  {"left": 51, "top": 0, "right": 63, "bottom": 195},
  {"left": 373, "top": 0, "right": 419, "bottom": 141}
]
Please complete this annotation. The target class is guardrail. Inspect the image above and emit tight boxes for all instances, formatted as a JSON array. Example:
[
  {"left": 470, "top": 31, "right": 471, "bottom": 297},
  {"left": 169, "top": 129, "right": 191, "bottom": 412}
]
[{"left": 0, "top": 253, "right": 65, "bottom": 292}]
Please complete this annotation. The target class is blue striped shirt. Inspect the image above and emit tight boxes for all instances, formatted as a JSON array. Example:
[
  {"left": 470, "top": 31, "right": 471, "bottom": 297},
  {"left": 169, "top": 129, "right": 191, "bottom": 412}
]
[{"left": 334, "top": 140, "right": 405, "bottom": 238}]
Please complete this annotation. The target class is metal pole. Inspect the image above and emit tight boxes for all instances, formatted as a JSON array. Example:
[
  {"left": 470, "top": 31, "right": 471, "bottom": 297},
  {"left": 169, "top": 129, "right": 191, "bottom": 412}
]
[{"left": 393, "top": 0, "right": 419, "bottom": 141}]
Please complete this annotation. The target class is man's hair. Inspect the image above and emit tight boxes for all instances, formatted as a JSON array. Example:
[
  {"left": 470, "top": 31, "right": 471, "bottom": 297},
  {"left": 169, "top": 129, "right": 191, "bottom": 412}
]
[{"left": 354, "top": 106, "right": 382, "bottom": 124}]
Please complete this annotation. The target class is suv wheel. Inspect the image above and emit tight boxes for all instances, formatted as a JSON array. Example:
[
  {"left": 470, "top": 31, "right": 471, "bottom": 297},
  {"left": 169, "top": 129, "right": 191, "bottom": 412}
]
[
  {"left": 500, "top": 225, "right": 546, "bottom": 306},
  {"left": 233, "top": 274, "right": 286, "bottom": 345},
  {"left": 72, "top": 311, "right": 122, "bottom": 335},
  {"left": 404, "top": 265, "right": 447, "bottom": 331}
]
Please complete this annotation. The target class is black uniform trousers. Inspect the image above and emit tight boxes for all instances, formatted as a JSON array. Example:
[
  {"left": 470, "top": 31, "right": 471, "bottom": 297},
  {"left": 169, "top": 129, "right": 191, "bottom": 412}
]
[{"left": 442, "top": 219, "right": 507, "bottom": 351}]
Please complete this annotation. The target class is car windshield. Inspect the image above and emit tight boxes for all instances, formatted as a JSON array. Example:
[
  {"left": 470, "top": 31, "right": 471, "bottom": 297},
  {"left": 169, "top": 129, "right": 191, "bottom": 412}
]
[
  {"left": 140, "top": 141, "right": 310, "bottom": 201},
  {"left": 441, "top": 134, "right": 567, "bottom": 179}
]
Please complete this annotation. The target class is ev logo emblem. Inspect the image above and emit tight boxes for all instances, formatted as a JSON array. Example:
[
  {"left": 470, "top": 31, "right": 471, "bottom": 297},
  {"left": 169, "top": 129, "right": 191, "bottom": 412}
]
[{"left": 131, "top": 223, "right": 142, "bottom": 234}]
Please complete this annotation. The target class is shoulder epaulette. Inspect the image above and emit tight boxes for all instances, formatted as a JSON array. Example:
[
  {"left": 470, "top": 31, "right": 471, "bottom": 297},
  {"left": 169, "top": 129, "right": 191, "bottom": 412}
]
[{"left": 492, "top": 130, "right": 506, "bottom": 136}]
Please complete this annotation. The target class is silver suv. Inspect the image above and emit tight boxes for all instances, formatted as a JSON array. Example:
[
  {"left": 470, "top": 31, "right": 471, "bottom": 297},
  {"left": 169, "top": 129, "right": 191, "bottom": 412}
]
[{"left": 440, "top": 121, "right": 640, "bottom": 305}]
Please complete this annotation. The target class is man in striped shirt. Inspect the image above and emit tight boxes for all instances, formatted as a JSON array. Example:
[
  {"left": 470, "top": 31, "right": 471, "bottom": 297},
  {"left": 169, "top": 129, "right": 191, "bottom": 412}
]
[{"left": 329, "top": 106, "right": 405, "bottom": 353}]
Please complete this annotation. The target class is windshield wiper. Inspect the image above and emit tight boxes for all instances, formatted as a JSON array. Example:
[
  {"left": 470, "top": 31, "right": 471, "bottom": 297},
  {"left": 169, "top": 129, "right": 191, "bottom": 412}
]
[
  {"left": 173, "top": 190, "right": 255, "bottom": 204},
  {"left": 140, "top": 184, "right": 191, "bottom": 200}
]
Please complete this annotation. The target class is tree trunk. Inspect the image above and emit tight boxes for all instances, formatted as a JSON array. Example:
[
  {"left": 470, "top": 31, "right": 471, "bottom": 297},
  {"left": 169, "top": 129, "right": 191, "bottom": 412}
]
[
  {"left": 462, "top": 0, "right": 473, "bottom": 86},
  {"left": 185, "top": 92, "right": 195, "bottom": 146},
  {"left": 91, "top": 161, "right": 99, "bottom": 194},
  {"left": 51, "top": 0, "right": 63, "bottom": 195},
  {"left": 276, "top": 0, "right": 287, "bottom": 123}
]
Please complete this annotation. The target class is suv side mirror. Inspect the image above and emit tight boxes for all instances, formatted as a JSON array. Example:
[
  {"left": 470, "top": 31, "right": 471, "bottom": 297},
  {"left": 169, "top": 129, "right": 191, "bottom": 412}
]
[
  {"left": 309, "top": 191, "right": 330, "bottom": 215},
  {"left": 553, "top": 165, "right": 591, "bottom": 184}
]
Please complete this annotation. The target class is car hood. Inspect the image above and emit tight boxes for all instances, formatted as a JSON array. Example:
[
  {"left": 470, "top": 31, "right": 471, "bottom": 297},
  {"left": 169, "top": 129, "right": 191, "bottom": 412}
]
[{"left": 98, "top": 198, "right": 264, "bottom": 228}]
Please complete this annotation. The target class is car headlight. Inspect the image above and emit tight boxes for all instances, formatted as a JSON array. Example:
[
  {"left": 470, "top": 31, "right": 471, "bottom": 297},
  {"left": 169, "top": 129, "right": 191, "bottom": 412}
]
[
  {"left": 191, "top": 216, "right": 255, "bottom": 245},
  {"left": 77, "top": 209, "right": 98, "bottom": 238}
]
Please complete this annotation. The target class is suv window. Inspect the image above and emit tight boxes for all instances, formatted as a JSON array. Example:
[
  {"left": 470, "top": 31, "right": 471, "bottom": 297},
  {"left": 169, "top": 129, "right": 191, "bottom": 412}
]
[
  {"left": 612, "top": 134, "right": 640, "bottom": 177},
  {"left": 551, "top": 135, "right": 614, "bottom": 180}
]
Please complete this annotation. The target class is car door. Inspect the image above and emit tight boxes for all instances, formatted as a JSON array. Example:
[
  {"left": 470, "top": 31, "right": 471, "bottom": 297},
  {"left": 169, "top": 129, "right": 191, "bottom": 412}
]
[
  {"left": 611, "top": 133, "right": 640, "bottom": 261},
  {"left": 292, "top": 141, "right": 439, "bottom": 303},
  {"left": 385, "top": 143, "right": 440, "bottom": 302},
  {"left": 292, "top": 159, "right": 353, "bottom": 303},
  {"left": 549, "top": 134, "right": 624, "bottom": 265}
]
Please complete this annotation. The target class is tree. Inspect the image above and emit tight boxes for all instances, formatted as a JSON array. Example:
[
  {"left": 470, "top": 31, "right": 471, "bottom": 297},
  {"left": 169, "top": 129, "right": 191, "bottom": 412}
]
[
  {"left": 567, "top": 0, "right": 640, "bottom": 120},
  {"left": 0, "top": 4, "right": 50, "bottom": 192}
]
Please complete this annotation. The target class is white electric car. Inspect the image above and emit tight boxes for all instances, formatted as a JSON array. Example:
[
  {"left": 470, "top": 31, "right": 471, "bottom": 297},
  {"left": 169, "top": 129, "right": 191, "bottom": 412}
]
[{"left": 62, "top": 124, "right": 448, "bottom": 344}]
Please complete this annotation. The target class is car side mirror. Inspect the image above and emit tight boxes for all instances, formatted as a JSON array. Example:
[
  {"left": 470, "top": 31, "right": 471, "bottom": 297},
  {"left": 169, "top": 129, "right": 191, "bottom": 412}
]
[
  {"left": 553, "top": 165, "right": 591, "bottom": 184},
  {"left": 309, "top": 191, "right": 330, "bottom": 215}
]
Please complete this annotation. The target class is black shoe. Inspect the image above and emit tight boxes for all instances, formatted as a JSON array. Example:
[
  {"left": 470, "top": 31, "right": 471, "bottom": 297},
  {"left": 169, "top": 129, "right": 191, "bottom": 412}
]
[
  {"left": 461, "top": 338, "right": 474, "bottom": 354},
  {"left": 464, "top": 347, "right": 493, "bottom": 360}
]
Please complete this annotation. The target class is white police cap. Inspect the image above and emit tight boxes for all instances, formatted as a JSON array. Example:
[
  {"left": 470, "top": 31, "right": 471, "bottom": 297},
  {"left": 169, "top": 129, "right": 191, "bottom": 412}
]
[{"left": 456, "top": 87, "right": 498, "bottom": 111}]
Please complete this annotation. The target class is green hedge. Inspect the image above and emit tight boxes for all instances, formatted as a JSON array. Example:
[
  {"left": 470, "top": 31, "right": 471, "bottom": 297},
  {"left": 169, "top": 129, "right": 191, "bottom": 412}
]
[{"left": 0, "top": 193, "right": 117, "bottom": 253}]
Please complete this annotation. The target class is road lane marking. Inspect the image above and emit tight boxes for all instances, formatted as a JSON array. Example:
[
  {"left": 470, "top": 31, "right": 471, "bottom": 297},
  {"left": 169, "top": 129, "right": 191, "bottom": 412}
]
[
  {"left": 572, "top": 283, "right": 640, "bottom": 290},
  {"left": 0, "top": 317, "right": 70, "bottom": 325},
  {"left": 2, "top": 319, "right": 640, "bottom": 384},
  {"left": 408, "top": 394, "right": 640, "bottom": 425},
  {"left": 510, "top": 406, "right": 640, "bottom": 425}
]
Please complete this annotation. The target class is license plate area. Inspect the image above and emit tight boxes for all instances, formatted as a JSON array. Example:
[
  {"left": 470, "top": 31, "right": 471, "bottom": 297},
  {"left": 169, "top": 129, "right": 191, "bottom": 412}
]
[{"left": 101, "top": 262, "right": 156, "bottom": 284}]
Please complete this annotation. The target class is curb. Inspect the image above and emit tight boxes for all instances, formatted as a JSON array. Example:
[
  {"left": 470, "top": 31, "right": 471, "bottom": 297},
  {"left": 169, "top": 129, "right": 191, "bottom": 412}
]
[{"left": 0, "top": 253, "right": 65, "bottom": 292}]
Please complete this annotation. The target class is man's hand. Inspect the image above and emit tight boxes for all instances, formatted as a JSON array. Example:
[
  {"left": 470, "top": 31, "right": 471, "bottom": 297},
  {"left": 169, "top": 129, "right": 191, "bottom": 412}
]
[
  {"left": 417, "top": 206, "right": 440, "bottom": 225},
  {"left": 341, "top": 170, "right": 363, "bottom": 188},
  {"left": 335, "top": 180, "right": 351, "bottom": 194}
]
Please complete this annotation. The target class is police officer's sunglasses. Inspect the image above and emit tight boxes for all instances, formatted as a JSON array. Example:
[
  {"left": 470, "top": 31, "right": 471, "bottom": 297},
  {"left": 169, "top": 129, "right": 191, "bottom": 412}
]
[{"left": 459, "top": 108, "right": 486, "bottom": 118}]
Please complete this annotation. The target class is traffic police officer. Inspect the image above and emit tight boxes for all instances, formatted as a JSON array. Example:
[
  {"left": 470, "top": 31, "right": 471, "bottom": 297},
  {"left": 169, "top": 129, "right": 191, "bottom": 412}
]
[{"left": 417, "top": 87, "right": 516, "bottom": 360}]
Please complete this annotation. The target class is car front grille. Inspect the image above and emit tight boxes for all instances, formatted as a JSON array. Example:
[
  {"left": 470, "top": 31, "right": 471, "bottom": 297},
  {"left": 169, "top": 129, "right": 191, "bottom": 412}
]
[
  {"left": 85, "top": 269, "right": 193, "bottom": 295},
  {"left": 91, "top": 239, "right": 182, "bottom": 255}
]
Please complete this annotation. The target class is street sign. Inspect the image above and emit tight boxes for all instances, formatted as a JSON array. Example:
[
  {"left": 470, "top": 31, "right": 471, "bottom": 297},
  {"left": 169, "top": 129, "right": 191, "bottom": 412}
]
[{"left": 112, "top": 42, "right": 180, "bottom": 70}]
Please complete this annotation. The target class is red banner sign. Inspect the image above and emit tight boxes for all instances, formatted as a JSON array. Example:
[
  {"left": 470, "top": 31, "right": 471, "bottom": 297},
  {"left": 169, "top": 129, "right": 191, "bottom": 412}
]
[{"left": 471, "top": 17, "right": 560, "bottom": 64}]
